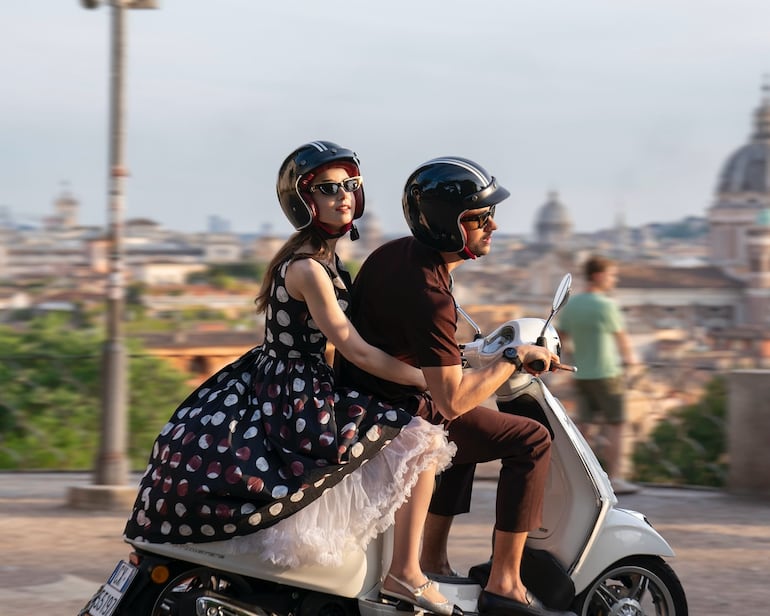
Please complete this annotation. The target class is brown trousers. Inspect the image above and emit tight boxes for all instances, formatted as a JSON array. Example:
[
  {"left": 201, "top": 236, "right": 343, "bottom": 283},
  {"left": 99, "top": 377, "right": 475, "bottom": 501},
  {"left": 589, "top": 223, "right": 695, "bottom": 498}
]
[{"left": 417, "top": 399, "right": 552, "bottom": 533}]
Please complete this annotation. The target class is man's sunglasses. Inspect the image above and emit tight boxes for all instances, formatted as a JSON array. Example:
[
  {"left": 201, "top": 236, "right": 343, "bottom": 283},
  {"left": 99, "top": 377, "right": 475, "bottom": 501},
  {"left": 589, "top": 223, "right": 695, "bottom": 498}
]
[
  {"left": 460, "top": 204, "right": 496, "bottom": 230},
  {"left": 309, "top": 176, "right": 363, "bottom": 196}
]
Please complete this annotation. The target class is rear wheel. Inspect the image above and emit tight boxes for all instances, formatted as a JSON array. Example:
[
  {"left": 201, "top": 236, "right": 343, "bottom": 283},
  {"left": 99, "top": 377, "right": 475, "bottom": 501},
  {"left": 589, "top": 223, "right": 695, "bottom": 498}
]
[
  {"left": 572, "top": 556, "right": 688, "bottom": 616},
  {"left": 150, "top": 567, "right": 251, "bottom": 616}
]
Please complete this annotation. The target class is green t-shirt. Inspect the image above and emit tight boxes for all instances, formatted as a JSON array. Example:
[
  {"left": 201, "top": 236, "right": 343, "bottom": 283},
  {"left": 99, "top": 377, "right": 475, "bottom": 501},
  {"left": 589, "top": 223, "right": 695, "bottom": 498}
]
[{"left": 557, "top": 292, "right": 624, "bottom": 380}]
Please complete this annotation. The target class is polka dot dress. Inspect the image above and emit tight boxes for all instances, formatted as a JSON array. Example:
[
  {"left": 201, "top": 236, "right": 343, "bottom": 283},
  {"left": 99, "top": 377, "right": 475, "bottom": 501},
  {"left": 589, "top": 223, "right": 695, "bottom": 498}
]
[{"left": 124, "top": 256, "right": 414, "bottom": 545}]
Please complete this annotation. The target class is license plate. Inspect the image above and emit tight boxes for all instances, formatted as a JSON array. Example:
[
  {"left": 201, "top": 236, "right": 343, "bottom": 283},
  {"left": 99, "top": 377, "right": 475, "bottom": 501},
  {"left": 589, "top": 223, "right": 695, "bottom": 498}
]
[{"left": 82, "top": 560, "right": 138, "bottom": 616}]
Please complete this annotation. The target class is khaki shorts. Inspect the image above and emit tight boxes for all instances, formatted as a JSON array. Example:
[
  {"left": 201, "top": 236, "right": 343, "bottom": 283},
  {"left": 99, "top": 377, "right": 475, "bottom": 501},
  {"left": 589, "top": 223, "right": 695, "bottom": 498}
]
[{"left": 574, "top": 376, "right": 625, "bottom": 424}]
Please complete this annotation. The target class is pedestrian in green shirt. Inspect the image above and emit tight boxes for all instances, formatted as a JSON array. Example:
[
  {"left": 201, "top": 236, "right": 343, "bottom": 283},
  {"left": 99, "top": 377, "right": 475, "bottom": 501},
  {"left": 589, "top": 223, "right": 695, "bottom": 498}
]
[{"left": 558, "top": 255, "right": 640, "bottom": 495}]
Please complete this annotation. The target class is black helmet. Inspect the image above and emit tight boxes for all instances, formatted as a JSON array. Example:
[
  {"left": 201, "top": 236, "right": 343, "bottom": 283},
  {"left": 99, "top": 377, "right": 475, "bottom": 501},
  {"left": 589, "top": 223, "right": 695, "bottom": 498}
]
[
  {"left": 402, "top": 156, "right": 510, "bottom": 252},
  {"left": 276, "top": 140, "right": 365, "bottom": 230}
]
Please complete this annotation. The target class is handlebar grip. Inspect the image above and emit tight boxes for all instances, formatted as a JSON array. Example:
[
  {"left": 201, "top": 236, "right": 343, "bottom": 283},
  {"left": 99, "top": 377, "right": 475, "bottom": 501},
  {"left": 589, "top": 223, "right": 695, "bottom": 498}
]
[{"left": 528, "top": 359, "right": 546, "bottom": 372}]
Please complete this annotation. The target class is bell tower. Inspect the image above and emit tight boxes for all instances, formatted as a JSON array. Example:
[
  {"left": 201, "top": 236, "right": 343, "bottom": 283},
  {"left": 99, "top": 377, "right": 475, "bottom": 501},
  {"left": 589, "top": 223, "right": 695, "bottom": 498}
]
[
  {"left": 745, "top": 208, "right": 770, "bottom": 326},
  {"left": 53, "top": 182, "right": 79, "bottom": 229}
]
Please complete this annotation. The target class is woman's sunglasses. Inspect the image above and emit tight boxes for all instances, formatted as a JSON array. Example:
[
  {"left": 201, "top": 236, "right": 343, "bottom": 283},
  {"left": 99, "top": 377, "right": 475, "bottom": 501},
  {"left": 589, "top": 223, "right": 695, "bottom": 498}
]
[
  {"left": 460, "top": 204, "right": 496, "bottom": 230},
  {"left": 309, "top": 176, "right": 363, "bottom": 196}
]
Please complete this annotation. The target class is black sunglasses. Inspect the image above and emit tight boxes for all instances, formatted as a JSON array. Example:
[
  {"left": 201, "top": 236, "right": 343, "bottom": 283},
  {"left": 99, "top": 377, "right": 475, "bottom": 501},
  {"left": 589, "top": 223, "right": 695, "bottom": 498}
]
[
  {"left": 460, "top": 204, "right": 496, "bottom": 229},
  {"left": 309, "top": 176, "right": 363, "bottom": 196}
]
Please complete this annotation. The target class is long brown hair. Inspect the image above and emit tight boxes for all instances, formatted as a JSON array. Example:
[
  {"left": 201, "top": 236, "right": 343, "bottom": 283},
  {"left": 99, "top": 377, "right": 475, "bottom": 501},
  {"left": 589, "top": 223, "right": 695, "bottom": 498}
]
[{"left": 254, "top": 226, "right": 334, "bottom": 314}]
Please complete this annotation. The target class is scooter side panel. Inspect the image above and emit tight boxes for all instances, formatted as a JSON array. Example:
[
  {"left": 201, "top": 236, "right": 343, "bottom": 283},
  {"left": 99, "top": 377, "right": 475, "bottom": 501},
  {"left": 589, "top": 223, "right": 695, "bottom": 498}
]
[
  {"left": 500, "top": 382, "right": 611, "bottom": 571},
  {"left": 570, "top": 507, "right": 676, "bottom": 594},
  {"left": 126, "top": 532, "right": 385, "bottom": 598}
]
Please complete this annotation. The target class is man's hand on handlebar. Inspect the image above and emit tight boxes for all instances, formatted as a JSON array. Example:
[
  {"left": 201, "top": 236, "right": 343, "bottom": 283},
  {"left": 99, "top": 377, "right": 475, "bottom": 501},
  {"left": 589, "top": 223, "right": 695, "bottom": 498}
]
[
  {"left": 500, "top": 344, "right": 578, "bottom": 375},
  {"left": 512, "top": 344, "right": 561, "bottom": 376}
]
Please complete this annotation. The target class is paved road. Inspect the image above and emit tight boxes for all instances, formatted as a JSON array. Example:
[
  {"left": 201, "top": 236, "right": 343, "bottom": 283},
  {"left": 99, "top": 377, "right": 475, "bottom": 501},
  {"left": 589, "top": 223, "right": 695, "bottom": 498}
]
[{"left": 1, "top": 471, "right": 769, "bottom": 615}]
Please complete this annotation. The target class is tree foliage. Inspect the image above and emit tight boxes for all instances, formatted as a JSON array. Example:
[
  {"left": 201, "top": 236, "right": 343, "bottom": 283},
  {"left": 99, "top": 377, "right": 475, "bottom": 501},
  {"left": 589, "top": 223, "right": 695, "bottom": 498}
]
[
  {"left": 632, "top": 376, "right": 727, "bottom": 486},
  {"left": 187, "top": 262, "right": 266, "bottom": 287},
  {"left": 0, "top": 315, "right": 191, "bottom": 470}
]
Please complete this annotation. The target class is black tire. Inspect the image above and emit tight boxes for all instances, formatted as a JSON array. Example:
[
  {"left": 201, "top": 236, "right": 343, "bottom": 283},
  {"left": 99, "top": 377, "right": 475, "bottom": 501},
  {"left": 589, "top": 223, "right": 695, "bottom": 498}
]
[
  {"left": 572, "top": 555, "right": 688, "bottom": 616},
  {"left": 150, "top": 567, "right": 252, "bottom": 616}
]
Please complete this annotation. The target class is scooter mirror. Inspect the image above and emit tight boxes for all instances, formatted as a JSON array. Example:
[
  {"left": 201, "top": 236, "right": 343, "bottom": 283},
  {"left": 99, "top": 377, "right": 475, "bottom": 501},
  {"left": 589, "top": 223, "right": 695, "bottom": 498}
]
[
  {"left": 538, "top": 273, "right": 572, "bottom": 341},
  {"left": 552, "top": 273, "right": 572, "bottom": 313}
]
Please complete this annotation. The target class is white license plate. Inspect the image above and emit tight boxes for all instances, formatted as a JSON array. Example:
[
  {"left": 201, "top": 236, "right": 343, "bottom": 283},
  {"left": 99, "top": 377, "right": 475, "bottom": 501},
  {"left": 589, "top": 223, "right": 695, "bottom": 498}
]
[{"left": 83, "top": 560, "right": 138, "bottom": 616}]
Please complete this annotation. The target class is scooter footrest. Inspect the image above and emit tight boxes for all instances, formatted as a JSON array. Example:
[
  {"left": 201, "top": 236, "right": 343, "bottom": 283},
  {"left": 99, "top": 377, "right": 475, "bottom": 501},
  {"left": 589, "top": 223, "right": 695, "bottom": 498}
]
[{"left": 378, "top": 593, "right": 423, "bottom": 613}]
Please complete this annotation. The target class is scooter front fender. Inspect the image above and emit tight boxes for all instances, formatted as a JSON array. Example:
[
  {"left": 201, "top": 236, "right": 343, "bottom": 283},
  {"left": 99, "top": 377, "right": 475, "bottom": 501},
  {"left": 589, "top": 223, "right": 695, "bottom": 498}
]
[{"left": 571, "top": 507, "right": 676, "bottom": 595}]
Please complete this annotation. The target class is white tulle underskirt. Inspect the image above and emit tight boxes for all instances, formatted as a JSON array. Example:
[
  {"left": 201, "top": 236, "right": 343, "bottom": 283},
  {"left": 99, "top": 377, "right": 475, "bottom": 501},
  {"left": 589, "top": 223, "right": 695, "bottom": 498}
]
[{"left": 222, "top": 416, "right": 456, "bottom": 568}]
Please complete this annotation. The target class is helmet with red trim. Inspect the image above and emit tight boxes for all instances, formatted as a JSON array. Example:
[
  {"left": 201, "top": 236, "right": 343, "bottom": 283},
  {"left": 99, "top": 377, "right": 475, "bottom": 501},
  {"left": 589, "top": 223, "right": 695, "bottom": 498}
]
[
  {"left": 276, "top": 140, "right": 365, "bottom": 231},
  {"left": 402, "top": 156, "right": 510, "bottom": 252}
]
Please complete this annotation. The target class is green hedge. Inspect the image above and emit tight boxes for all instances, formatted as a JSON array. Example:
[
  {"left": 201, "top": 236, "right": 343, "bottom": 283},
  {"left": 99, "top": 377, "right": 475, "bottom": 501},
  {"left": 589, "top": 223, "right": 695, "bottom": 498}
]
[
  {"left": 0, "top": 315, "right": 191, "bottom": 470},
  {"left": 633, "top": 376, "right": 727, "bottom": 487}
]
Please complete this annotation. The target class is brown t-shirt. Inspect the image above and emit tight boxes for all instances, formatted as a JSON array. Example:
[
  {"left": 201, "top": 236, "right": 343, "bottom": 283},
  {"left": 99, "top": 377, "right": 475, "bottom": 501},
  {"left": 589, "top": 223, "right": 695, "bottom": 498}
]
[{"left": 339, "top": 236, "right": 461, "bottom": 402}]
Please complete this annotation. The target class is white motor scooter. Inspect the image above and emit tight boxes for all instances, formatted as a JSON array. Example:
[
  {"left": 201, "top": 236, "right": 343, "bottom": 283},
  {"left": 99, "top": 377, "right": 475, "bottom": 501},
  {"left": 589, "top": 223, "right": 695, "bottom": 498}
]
[
  {"left": 450, "top": 273, "right": 688, "bottom": 616},
  {"left": 80, "top": 274, "right": 688, "bottom": 616}
]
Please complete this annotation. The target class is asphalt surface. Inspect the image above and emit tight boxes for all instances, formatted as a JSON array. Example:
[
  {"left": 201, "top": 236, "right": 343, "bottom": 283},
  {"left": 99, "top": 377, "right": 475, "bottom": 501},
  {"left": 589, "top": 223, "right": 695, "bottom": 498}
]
[{"left": 1, "top": 470, "right": 769, "bottom": 616}]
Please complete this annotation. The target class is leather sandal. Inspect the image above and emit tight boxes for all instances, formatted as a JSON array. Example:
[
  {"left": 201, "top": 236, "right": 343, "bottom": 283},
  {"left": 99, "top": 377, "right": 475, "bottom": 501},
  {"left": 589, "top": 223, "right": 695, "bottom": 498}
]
[{"left": 379, "top": 573, "right": 464, "bottom": 615}]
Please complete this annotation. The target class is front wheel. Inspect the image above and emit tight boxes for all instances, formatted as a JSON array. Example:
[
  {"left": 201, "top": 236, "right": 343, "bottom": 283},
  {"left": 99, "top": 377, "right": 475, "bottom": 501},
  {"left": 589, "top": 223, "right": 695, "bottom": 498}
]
[{"left": 572, "top": 556, "right": 688, "bottom": 616}]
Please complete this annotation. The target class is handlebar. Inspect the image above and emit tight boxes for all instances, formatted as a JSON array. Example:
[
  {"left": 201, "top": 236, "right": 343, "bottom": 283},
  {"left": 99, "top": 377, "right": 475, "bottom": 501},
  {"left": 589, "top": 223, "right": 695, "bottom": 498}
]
[{"left": 527, "top": 359, "right": 578, "bottom": 373}]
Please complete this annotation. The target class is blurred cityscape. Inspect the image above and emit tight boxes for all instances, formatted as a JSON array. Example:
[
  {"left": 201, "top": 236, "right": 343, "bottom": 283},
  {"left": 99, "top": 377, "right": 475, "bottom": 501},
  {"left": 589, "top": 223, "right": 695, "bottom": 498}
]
[{"left": 1, "top": 88, "right": 769, "bottom": 477}]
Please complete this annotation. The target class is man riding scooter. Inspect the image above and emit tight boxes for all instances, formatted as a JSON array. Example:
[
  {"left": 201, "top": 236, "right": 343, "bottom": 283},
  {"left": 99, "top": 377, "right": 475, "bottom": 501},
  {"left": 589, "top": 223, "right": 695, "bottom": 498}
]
[{"left": 340, "top": 156, "right": 576, "bottom": 616}]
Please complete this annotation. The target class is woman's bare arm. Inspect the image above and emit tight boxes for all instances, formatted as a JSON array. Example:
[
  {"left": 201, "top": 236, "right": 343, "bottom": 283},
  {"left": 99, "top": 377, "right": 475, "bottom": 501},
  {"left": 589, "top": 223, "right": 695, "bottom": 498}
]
[{"left": 284, "top": 258, "right": 426, "bottom": 389}]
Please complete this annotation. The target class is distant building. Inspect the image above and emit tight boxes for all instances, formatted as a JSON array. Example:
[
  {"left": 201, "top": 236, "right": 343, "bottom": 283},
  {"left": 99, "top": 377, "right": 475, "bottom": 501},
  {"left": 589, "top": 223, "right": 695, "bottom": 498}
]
[
  {"left": 132, "top": 262, "right": 207, "bottom": 286},
  {"left": 140, "top": 329, "right": 260, "bottom": 385},
  {"left": 208, "top": 215, "right": 231, "bottom": 234},
  {"left": 250, "top": 227, "right": 286, "bottom": 264},
  {"left": 46, "top": 184, "right": 79, "bottom": 230},
  {"left": 0, "top": 288, "right": 30, "bottom": 314},
  {"left": 708, "top": 85, "right": 770, "bottom": 278},
  {"left": 615, "top": 264, "right": 743, "bottom": 334},
  {"left": 706, "top": 82, "right": 770, "bottom": 331},
  {"left": 534, "top": 191, "right": 573, "bottom": 249},
  {"left": 744, "top": 208, "right": 770, "bottom": 326},
  {"left": 142, "top": 284, "right": 259, "bottom": 320},
  {"left": 195, "top": 232, "right": 243, "bottom": 264}
]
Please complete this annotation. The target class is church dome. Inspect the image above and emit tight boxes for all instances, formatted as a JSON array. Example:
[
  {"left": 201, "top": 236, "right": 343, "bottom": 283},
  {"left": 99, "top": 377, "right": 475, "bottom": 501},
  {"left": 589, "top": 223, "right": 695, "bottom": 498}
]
[
  {"left": 716, "top": 87, "right": 770, "bottom": 195},
  {"left": 535, "top": 191, "right": 572, "bottom": 246}
]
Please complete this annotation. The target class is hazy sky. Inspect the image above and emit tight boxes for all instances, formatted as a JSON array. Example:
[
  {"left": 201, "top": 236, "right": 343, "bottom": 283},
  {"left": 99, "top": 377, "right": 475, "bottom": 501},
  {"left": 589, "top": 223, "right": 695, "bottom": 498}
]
[{"left": 3, "top": 1, "right": 770, "bottom": 238}]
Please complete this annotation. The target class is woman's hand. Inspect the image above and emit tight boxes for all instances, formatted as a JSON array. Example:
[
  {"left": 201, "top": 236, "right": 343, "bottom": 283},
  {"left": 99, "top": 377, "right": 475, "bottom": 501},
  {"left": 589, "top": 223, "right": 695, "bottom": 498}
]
[{"left": 406, "top": 364, "right": 428, "bottom": 391}]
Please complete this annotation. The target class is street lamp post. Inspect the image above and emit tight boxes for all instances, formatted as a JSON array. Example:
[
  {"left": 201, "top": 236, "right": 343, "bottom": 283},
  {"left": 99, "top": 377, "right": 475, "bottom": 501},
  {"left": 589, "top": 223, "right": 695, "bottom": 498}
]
[
  {"left": 69, "top": 0, "right": 158, "bottom": 508},
  {"left": 98, "top": 0, "right": 130, "bottom": 487}
]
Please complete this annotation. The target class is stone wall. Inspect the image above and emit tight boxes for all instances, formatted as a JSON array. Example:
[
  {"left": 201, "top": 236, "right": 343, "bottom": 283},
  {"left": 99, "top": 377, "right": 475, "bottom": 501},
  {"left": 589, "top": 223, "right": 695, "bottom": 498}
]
[{"left": 728, "top": 370, "right": 770, "bottom": 497}]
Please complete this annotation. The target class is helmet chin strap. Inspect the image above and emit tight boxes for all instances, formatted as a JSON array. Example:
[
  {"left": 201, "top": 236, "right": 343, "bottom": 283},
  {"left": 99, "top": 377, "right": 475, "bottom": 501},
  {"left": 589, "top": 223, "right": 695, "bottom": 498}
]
[
  {"left": 456, "top": 225, "right": 476, "bottom": 260},
  {"left": 313, "top": 220, "right": 360, "bottom": 241},
  {"left": 458, "top": 246, "right": 477, "bottom": 260}
]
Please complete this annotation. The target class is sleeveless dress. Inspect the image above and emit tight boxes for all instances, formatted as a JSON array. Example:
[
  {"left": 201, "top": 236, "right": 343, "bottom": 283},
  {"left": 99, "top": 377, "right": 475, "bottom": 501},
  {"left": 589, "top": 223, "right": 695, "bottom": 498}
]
[{"left": 124, "top": 255, "right": 455, "bottom": 567}]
